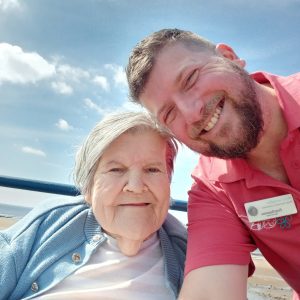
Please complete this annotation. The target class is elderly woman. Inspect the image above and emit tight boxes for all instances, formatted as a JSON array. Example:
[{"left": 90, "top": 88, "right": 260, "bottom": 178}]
[{"left": 0, "top": 111, "right": 187, "bottom": 300}]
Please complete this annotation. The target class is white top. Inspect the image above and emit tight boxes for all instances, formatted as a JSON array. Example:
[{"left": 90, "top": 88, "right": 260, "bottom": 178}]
[{"left": 35, "top": 232, "right": 173, "bottom": 299}]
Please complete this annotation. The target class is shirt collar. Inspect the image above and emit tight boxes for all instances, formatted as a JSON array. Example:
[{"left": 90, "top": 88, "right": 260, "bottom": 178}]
[
  {"left": 252, "top": 71, "right": 300, "bottom": 131},
  {"left": 193, "top": 156, "right": 248, "bottom": 183}
]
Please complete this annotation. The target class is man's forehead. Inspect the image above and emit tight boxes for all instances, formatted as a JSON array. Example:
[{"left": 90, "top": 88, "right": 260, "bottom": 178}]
[
  {"left": 159, "top": 40, "right": 211, "bottom": 57},
  {"left": 140, "top": 45, "right": 192, "bottom": 113},
  {"left": 156, "top": 42, "right": 190, "bottom": 62},
  {"left": 155, "top": 42, "right": 213, "bottom": 76},
  {"left": 141, "top": 43, "right": 213, "bottom": 111}
]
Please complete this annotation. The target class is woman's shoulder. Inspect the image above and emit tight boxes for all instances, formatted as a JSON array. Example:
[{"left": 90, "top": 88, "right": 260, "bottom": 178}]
[
  {"left": 161, "top": 213, "right": 187, "bottom": 241},
  {"left": 33, "top": 196, "right": 87, "bottom": 214},
  {"left": 2, "top": 196, "right": 89, "bottom": 239}
]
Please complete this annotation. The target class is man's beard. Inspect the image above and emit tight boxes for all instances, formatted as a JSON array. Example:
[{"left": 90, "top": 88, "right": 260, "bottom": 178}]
[
  {"left": 195, "top": 66, "right": 264, "bottom": 159},
  {"left": 208, "top": 95, "right": 263, "bottom": 159}
]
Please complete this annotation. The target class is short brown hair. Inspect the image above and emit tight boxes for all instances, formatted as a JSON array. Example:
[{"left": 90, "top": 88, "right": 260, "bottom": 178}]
[{"left": 126, "top": 28, "right": 216, "bottom": 102}]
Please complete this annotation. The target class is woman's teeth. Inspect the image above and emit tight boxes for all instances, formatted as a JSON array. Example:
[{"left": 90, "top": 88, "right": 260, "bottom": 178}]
[{"left": 204, "top": 106, "right": 222, "bottom": 132}]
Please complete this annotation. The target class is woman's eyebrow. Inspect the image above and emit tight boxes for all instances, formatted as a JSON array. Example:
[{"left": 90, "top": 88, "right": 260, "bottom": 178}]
[
  {"left": 101, "top": 160, "right": 121, "bottom": 167},
  {"left": 145, "top": 161, "right": 165, "bottom": 167}
]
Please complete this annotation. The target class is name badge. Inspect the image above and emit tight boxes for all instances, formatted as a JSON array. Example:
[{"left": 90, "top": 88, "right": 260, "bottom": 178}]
[{"left": 245, "top": 194, "right": 297, "bottom": 223}]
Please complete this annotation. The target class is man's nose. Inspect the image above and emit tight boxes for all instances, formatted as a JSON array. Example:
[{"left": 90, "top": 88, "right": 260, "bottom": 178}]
[
  {"left": 175, "top": 95, "right": 203, "bottom": 125},
  {"left": 123, "top": 172, "right": 148, "bottom": 193}
]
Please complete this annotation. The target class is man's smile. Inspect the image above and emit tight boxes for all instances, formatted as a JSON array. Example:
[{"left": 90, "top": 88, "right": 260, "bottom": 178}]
[
  {"left": 203, "top": 99, "right": 224, "bottom": 133},
  {"left": 189, "top": 94, "right": 225, "bottom": 139}
]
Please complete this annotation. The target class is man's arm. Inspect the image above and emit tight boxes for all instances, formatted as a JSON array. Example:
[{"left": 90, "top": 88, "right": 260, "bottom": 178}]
[{"left": 178, "top": 264, "right": 248, "bottom": 300}]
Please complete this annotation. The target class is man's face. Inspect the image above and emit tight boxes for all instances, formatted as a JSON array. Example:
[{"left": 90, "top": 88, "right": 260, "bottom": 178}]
[{"left": 140, "top": 42, "right": 263, "bottom": 158}]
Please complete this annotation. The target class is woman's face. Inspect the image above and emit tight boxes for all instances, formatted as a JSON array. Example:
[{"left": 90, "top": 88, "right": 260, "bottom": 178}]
[{"left": 86, "top": 130, "right": 171, "bottom": 254}]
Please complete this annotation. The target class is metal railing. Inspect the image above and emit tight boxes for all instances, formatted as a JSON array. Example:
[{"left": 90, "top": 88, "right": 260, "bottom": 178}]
[{"left": 0, "top": 175, "right": 187, "bottom": 212}]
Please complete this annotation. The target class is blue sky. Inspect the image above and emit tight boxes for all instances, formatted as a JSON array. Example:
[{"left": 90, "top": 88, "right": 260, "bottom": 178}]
[{"left": 1, "top": 0, "right": 300, "bottom": 209}]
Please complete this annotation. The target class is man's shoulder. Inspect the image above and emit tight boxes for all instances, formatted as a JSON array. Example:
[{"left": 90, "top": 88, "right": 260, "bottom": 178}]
[
  {"left": 272, "top": 72, "right": 300, "bottom": 88},
  {"left": 252, "top": 71, "right": 300, "bottom": 90},
  {"left": 284, "top": 72, "right": 300, "bottom": 80},
  {"left": 279, "top": 72, "right": 300, "bottom": 94}
]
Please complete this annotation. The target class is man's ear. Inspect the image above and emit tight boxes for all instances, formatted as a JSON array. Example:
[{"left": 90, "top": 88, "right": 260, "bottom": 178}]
[{"left": 216, "top": 43, "right": 246, "bottom": 68}]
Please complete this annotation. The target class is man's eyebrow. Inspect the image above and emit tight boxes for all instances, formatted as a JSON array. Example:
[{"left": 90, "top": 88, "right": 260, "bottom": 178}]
[{"left": 175, "top": 63, "right": 196, "bottom": 87}]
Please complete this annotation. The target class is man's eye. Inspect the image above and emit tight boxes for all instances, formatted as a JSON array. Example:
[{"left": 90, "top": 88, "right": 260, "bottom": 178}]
[{"left": 185, "top": 69, "right": 199, "bottom": 90}]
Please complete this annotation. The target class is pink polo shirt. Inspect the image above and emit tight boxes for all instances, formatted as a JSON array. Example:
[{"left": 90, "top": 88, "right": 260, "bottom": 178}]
[{"left": 186, "top": 72, "right": 300, "bottom": 296}]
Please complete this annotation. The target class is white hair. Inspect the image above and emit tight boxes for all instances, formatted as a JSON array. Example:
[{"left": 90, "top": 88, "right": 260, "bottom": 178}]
[{"left": 73, "top": 110, "right": 178, "bottom": 195}]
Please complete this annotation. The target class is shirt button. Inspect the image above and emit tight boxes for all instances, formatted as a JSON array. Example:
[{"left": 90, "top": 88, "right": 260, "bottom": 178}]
[
  {"left": 31, "top": 282, "right": 39, "bottom": 292},
  {"left": 92, "top": 234, "right": 101, "bottom": 242},
  {"left": 291, "top": 160, "right": 300, "bottom": 169},
  {"left": 72, "top": 252, "right": 81, "bottom": 264}
]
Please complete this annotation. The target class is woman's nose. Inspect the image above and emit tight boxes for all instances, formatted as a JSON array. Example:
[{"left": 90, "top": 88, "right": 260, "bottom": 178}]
[{"left": 123, "top": 172, "right": 148, "bottom": 193}]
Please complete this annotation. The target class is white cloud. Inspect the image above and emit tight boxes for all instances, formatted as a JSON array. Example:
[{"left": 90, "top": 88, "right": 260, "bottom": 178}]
[
  {"left": 21, "top": 146, "right": 46, "bottom": 157},
  {"left": 51, "top": 81, "right": 73, "bottom": 95},
  {"left": 83, "top": 97, "right": 110, "bottom": 115},
  {"left": 57, "top": 64, "right": 90, "bottom": 82},
  {"left": 0, "top": 0, "right": 20, "bottom": 11},
  {"left": 55, "top": 119, "right": 73, "bottom": 131},
  {"left": 48, "top": 63, "right": 91, "bottom": 94},
  {"left": 0, "top": 43, "right": 55, "bottom": 84},
  {"left": 105, "top": 64, "right": 128, "bottom": 88},
  {"left": 93, "top": 75, "right": 110, "bottom": 91}
]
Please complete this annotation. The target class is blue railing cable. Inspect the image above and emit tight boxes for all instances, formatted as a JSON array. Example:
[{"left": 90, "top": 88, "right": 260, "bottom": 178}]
[
  {"left": 0, "top": 175, "right": 187, "bottom": 212},
  {"left": 0, "top": 175, "right": 80, "bottom": 196}
]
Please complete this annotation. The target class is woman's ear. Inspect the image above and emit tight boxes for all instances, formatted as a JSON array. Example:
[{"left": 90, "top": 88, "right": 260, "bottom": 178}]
[
  {"left": 85, "top": 191, "right": 92, "bottom": 204},
  {"left": 216, "top": 43, "right": 246, "bottom": 68}
]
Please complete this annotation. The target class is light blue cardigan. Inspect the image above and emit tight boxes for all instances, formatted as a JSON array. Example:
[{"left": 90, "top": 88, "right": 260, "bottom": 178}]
[{"left": 0, "top": 197, "right": 187, "bottom": 300}]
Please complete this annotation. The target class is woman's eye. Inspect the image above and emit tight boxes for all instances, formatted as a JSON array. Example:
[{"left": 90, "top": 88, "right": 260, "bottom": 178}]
[
  {"left": 164, "top": 107, "right": 176, "bottom": 125},
  {"left": 185, "top": 69, "right": 199, "bottom": 90},
  {"left": 109, "top": 168, "right": 124, "bottom": 173},
  {"left": 146, "top": 167, "right": 160, "bottom": 173}
]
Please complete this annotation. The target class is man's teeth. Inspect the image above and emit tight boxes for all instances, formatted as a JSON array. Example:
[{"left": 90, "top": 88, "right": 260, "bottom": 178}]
[{"left": 204, "top": 106, "right": 222, "bottom": 132}]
